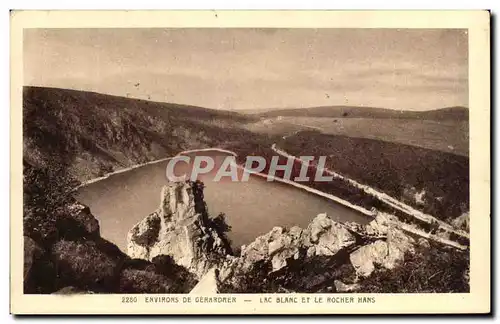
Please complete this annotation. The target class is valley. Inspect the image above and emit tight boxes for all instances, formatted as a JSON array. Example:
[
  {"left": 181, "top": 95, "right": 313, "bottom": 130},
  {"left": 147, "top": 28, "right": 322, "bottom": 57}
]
[{"left": 23, "top": 87, "right": 470, "bottom": 250}]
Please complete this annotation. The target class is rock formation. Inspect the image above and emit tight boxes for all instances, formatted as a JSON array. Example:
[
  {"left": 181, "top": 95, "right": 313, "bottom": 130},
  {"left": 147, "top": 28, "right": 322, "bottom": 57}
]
[
  {"left": 127, "top": 181, "right": 231, "bottom": 278},
  {"left": 126, "top": 181, "right": 419, "bottom": 292}
]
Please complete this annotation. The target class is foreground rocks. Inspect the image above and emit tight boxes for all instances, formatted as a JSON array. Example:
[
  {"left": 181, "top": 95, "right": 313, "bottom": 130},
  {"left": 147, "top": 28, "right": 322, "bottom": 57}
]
[
  {"left": 221, "top": 211, "right": 416, "bottom": 287},
  {"left": 222, "top": 213, "right": 358, "bottom": 278}
]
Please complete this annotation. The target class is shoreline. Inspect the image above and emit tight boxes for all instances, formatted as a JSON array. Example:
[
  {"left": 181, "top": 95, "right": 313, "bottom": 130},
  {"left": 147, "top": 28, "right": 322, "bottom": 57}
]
[
  {"left": 73, "top": 156, "right": 174, "bottom": 190},
  {"left": 74, "top": 146, "right": 466, "bottom": 250}
]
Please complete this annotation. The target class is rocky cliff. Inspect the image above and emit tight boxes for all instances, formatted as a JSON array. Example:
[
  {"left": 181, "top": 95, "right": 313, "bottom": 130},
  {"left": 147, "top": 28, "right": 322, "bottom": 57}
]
[{"left": 127, "top": 181, "right": 232, "bottom": 279}]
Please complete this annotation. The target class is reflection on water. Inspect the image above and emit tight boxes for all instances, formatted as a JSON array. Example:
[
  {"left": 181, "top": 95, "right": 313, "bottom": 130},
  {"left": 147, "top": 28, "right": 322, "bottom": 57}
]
[{"left": 76, "top": 150, "right": 371, "bottom": 251}]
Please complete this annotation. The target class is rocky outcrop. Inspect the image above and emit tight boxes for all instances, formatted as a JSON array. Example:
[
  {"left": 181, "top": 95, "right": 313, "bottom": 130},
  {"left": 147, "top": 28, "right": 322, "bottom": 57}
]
[
  {"left": 24, "top": 191, "right": 200, "bottom": 294},
  {"left": 127, "top": 181, "right": 231, "bottom": 278},
  {"left": 219, "top": 211, "right": 418, "bottom": 292}
]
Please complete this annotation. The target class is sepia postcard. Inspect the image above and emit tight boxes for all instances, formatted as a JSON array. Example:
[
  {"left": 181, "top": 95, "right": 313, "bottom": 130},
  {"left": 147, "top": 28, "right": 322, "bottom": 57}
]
[{"left": 10, "top": 10, "right": 490, "bottom": 315}]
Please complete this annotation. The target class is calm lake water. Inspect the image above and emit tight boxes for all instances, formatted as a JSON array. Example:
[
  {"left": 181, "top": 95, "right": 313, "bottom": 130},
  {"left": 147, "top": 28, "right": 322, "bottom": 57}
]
[{"left": 76, "top": 149, "right": 371, "bottom": 251}]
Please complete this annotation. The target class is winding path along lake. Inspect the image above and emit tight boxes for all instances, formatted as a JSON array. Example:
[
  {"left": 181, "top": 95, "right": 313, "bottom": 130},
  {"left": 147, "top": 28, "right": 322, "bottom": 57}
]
[{"left": 76, "top": 149, "right": 371, "bottom": 251}]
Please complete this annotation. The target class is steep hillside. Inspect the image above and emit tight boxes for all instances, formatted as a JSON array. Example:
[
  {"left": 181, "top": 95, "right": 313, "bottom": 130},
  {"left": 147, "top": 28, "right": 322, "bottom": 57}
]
[
  {"left": 23, "top": 86, "right": 264, "bottom": 182},
  {"left": 279, "top": 131, "right": 469, "bottom": 221},
  {"left": 256, "top": 105, "right": 469, "bottom": 121}
]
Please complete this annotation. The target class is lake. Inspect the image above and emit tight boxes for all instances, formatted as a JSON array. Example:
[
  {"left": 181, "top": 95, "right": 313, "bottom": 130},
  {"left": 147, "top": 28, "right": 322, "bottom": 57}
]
[{"left": 76, "top": 149, "right": 371, "bottom": 251}]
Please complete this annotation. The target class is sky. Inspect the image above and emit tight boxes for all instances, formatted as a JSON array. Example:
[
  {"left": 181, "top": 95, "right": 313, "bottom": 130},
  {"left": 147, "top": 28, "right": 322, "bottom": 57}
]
[{"left": 24, "top": 28, "right": 468, "bottom": 111}]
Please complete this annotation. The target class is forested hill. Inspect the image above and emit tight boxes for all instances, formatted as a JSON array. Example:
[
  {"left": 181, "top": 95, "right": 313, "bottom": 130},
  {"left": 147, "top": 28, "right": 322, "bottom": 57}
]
[{"left": 23, "top": 86, "right": 264, "bottom": 181}]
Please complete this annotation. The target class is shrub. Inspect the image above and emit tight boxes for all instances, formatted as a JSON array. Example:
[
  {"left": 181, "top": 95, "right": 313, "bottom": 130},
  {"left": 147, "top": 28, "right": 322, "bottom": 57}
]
[
  {"left": 119, "top": 269, "right": 179, "bottom": 293},
  {"left": 51, "top": 240, "right": 121, "bottom": 292},
  {"left": 119, "top": 255, "right": 198, "bottom": 293},
  {"left": 23, "top": 161, "right": 77, "bottom": 244}
]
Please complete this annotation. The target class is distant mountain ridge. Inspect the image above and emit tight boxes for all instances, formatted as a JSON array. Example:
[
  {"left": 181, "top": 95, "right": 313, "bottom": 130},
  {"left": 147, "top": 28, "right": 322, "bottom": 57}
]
[{"left": 253, "top": 105, "right": 469, "bottom": 121}]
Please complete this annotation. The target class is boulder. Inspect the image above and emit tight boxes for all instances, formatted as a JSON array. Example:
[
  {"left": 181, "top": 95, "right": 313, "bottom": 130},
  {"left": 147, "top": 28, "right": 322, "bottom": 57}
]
[
  {"left": 364, "top": 212, "right": 394, "bottom": 237},
  {"left": 190, "top": 268, "right": 219, "bottom": 294},
  {"left": 237, "top": 226, "right": 303, "bottom": 273},
  {"left": 349, "top": 240, "right": 388, "bottom": 277},
  {"left": 127, "top": 181, "right": 231, "bottom": 278},
  {"left": 384, "top": 227, "right": 416, "bottom": 269},
  {"left": 349, "top": 226, "right": 415, "bottom": 277},
  {"left": 303, "top": 213, "right": 357, "bottom": 257},
  {"left": 417, "top": 238, "right": 431, "bottom": 248}
]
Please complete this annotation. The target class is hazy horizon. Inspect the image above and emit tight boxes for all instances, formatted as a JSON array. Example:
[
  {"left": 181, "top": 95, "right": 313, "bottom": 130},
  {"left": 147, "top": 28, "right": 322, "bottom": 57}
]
[{"left": 24, "top": 28, "right": 468, "bottom": 111}]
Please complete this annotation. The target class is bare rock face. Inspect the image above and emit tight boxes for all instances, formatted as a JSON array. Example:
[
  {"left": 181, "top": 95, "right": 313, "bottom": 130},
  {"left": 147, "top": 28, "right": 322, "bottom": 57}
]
[{"left": 127, "top": 181, "right": 231, "bottom": 278}]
